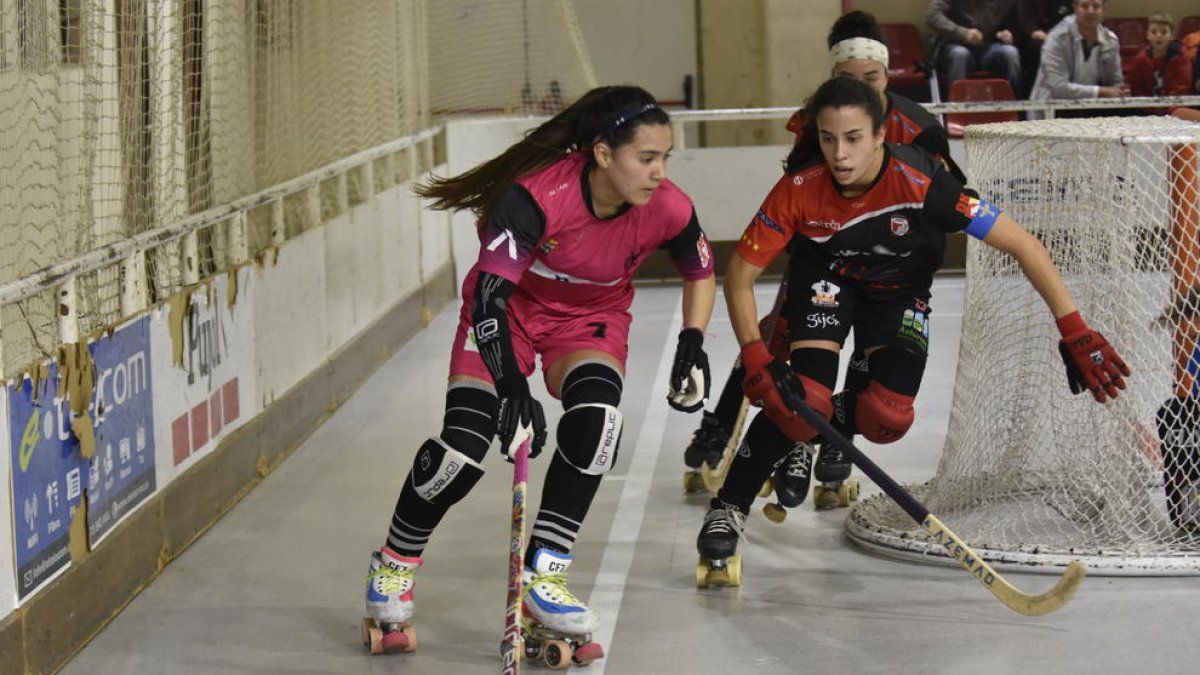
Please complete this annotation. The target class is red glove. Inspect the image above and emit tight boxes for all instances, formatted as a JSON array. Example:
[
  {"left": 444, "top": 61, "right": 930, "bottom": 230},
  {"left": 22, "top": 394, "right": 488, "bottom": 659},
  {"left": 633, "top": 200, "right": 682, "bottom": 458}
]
[
  {"left": 741, "top": 340, "right": 804, "bottom": 417},
  {"left": 758, "top": 313, "right": 790, "bottom": 358},
  {"left": 1056, "top": 311, "right": 1130, "bottom": 403}
]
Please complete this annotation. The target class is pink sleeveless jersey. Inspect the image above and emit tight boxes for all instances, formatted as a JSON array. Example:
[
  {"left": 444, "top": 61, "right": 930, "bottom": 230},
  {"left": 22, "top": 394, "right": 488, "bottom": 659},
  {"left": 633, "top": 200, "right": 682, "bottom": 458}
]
[{"left": 472, "top": 152, "right": 710, "bottom": 316}]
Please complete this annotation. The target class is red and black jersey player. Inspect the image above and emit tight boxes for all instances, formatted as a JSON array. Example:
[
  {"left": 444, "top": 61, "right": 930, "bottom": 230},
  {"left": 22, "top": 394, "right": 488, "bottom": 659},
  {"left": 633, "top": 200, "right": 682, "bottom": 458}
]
[
  {"left": 694, "top": 74, "right": 1129, "bottom": 573},
  {"left": 683, "top": 12, "right": 967, "bottom": 511}
]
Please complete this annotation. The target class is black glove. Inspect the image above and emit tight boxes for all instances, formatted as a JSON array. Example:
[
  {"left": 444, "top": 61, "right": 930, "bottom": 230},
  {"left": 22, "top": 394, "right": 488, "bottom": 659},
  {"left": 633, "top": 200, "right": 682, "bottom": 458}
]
[
  {"left": 667, "top": 328, "right": 710, "bottom": 413},
  {"left": 495, "top": 375, "right": 547, "bottom": 460}
]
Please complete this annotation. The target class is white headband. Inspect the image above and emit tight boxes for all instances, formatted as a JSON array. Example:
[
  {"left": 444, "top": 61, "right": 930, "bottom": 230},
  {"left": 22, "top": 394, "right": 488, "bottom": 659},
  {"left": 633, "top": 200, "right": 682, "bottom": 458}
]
[{"left": 829, "top": 37, "right": 889, "bottom": 69}]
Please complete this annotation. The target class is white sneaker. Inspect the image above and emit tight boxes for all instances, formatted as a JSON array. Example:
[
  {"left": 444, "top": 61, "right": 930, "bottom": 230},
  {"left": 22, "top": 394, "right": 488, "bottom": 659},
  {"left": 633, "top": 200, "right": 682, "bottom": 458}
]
[
  {"left": 522, "top": 548, "right": 599, "bottom": 636},
  {"left": 365, "top": 547, "right": 420, "bottom": 624}
]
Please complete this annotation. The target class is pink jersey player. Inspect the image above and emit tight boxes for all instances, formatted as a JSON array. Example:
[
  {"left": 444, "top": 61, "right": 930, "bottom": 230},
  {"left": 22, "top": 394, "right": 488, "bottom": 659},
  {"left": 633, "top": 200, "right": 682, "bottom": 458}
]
[{"left": 362, "top": 85, "right": 716, "bottom": 663}]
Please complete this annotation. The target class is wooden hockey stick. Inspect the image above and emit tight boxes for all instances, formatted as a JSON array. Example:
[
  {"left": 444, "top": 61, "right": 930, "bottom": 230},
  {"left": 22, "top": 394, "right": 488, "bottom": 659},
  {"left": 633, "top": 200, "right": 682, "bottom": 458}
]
[
  {"left": 787, "top": 398, "right": 1085, "bottom": 616},
  {"left": 501, "top": 439, "right": 531, "bottom": 675}
]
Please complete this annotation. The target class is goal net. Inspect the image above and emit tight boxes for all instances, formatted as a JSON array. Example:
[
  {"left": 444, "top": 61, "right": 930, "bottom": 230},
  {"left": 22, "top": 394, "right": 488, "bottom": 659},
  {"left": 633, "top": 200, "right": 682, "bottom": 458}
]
[
  {"left": 0, "top": 0, "right": 595, "bottom": 377},
  {"left": 847, "top": 117, "right": 1200, "bottom": 574}
]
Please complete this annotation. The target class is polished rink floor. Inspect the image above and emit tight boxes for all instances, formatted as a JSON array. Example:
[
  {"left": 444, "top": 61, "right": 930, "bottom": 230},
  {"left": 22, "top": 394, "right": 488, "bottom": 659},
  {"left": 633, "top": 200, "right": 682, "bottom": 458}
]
[{"left": 60, "top": 278, "right": 1200, "bottom": 675}]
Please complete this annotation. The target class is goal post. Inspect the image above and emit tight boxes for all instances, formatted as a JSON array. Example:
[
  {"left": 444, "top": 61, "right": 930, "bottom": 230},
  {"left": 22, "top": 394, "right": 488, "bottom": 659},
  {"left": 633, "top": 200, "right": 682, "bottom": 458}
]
[{"left": 847, "top": 117, "right": 1200, "bottom": 575}]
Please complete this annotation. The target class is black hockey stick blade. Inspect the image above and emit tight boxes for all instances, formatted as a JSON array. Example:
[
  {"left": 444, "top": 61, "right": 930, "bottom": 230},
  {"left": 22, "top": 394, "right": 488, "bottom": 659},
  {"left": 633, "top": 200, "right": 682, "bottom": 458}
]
[{"left": 784, "top": 394, "right": 1085, "bottom": 616}]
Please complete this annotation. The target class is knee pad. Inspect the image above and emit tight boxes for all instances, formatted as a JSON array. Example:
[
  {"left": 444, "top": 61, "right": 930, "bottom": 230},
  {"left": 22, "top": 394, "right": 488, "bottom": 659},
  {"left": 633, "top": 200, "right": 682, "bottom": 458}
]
[
  {"left": 438, "top": 381, "right": 498, "bottom": 464},
  {"left": 856, "top": 382, "right": 915, "bottom": 444},
  {"left": 556, "top": 403, "right": 623, "bottom": 475},
  {"left": 410, "top": 437, "right": 485, "bottom": 505}
]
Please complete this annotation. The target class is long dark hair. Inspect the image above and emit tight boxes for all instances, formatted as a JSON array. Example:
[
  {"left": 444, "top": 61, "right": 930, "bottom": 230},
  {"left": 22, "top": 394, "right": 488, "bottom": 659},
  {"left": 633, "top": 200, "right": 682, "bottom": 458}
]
[
  {"left": 784, "top": 75, "right": 885, "bottom": 174},
  {"left": 415, "top": 85, "right": 669, "bottom": 223}
]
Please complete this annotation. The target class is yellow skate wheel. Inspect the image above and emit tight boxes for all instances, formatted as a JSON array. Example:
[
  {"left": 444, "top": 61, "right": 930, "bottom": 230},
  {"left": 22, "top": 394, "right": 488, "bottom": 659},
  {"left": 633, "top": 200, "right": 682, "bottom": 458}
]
[
  {"left": 726, "top": 555, "right": 743, "bottom": 587},
  {"left": 362, "top": 618, "right": 383, "bottom": 654},
  {"left": 813, "top": 485, "right": 838, "bottom": 510},
  {"left": 695, "top": 558, "right": 711, "bottom": 588},
  {"left": 544, "top": 639, "right": 572, "bottom": 669},
  {"left": 763, "top": 502, "right": 787, "bottom": 523},
  {"left": 683, "top": 470, "right": 705, "bottom": 493},
  {"left": 757, "top": 478, "right": 773, "bottom": 498},
  {"left": 838, "top": 479, "right": 860, "bottom": 507}
]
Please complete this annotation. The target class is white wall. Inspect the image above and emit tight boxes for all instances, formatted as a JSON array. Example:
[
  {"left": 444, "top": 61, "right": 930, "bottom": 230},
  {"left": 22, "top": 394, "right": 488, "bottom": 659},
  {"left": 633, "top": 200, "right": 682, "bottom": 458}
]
[{"left": 572, "top": 0, "right": 696, "bottom": 105}]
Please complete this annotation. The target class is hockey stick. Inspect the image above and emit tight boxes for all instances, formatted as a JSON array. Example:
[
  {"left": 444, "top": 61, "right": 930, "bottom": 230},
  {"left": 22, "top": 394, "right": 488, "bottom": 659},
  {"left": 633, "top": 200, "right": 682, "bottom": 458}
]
[
  {"left": 501, "top": 439, "right": 531, "bottom": 675},
  {"left": 785, "top": 398, "right": 1085, "bottom": 616}
]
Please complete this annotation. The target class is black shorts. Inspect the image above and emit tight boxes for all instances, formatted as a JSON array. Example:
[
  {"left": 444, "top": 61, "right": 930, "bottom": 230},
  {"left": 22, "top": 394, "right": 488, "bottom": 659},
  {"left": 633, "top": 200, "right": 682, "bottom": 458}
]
[{"left": 785, "top": 266, "right": 932, "bottom": 357}]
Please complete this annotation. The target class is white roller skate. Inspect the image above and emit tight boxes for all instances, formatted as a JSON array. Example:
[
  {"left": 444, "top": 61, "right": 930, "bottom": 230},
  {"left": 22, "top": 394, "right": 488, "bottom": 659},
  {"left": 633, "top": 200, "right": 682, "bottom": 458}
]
[
  {"left": 521, "top": 548, "right": 604, "bottom": 668},
  {"left": 362, "top": 547, "right": 420, "bottom": 655}
]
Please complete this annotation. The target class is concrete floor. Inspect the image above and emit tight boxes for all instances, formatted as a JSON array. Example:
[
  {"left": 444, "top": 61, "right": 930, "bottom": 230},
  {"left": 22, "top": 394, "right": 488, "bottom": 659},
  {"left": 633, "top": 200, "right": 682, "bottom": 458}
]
[{"left": 59, "top": 278, "right": 1200, "bottom": 674}]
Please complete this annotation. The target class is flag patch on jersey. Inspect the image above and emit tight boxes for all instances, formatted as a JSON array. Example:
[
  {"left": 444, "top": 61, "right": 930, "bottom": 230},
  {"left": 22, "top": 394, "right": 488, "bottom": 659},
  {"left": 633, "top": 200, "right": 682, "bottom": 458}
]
[
  {"left": 890, "top": 216, "right": 910, "bottom": 236},
  {"left": 955, "top": 194, "right": 981, "bottom": 218}
]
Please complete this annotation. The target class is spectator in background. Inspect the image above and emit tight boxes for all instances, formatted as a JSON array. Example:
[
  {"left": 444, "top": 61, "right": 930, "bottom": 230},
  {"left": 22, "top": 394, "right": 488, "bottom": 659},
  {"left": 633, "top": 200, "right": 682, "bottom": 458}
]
[
  {"left": 1018, "top": 0, "right": 1073, "bottom": 97},
  {"left": 1168, "top": 26, "right": 1200, "bottom": 122},
  {"left": 1127, "top": 14, "right": 1193, "bottom": 98},
  {"left": 1028, "top": 0, "right": 1127, "bottom": 119},
  {"left": 924, "top": 0, "right": 1023, "bottom": 97}
]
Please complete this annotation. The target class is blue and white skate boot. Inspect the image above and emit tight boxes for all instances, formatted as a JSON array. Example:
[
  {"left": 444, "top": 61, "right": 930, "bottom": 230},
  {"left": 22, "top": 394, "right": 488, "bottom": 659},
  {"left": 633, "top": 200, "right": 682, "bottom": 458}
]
[
  {"left": 521, "top": 548, "right": 604, "bottom": 667},
  {"left": 362, "top": 547, "right": 420, "bottom": 654}
]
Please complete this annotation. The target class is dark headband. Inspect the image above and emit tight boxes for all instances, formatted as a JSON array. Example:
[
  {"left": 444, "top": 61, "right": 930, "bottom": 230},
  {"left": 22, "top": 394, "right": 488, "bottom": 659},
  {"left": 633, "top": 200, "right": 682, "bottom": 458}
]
[{"left": 595, "top": 103, "right": 662, "bottom": 142}]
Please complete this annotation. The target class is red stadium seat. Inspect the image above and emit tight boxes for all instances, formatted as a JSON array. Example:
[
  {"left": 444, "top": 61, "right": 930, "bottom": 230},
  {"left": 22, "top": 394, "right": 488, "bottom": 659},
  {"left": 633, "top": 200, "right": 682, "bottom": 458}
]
[
  {"left": 1104, "top": 17, "right": 1148, "bottom": 60},
  {"left": 944, "top": 78, "right": 1018, "bottom": 139},
  {"left": 879, "top": 23, "right": 940, "bottom": 103}
]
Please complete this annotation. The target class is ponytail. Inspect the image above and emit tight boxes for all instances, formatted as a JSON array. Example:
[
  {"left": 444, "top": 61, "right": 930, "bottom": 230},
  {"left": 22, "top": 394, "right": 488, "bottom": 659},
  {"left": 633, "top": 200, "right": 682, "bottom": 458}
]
[{"left": 415, "top": 85, "right": 670, "bottom": 224}]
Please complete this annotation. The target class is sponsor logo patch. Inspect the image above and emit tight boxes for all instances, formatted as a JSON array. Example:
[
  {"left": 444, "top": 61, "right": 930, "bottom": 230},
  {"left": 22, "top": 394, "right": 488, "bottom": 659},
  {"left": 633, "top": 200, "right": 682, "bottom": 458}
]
[
  {"left": 810, "top": 279, "right": 841, "bottom": 308},
  {"left": 890, "top": 216, "right": 909, "bottom": 236},
  {"left": 696, "top": 234, "right": 712, "bottom": 269}
]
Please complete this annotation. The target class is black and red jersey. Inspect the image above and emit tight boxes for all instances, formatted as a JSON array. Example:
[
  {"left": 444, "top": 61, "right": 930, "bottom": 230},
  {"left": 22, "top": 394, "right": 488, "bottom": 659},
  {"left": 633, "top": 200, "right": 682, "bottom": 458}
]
[{"left": 737, "top": 143, "right": 998, "bottom": 293}]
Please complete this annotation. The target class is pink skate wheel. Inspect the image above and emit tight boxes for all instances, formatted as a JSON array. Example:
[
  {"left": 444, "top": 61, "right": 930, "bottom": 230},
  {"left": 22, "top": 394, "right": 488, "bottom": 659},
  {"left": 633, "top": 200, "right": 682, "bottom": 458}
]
[
  {"left": 381, "top": 624, "right": 417, "bottom": 654},
  {"left": 572, "top": 641, "right": 605, "bottom": 665}
]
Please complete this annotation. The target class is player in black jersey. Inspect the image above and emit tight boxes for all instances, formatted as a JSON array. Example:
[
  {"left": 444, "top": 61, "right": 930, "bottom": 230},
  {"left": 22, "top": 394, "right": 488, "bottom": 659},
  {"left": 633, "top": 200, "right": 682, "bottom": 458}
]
[
  {"left": 684, "top": 12, "right": 965, "bottom": 514},
  {"left": 695, "top": 74, "right": 1128, "bottom": 586}
]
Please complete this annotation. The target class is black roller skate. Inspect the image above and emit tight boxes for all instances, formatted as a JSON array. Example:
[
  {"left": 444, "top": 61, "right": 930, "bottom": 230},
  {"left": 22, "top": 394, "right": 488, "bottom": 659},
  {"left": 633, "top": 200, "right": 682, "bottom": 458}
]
[
  {"left": 695, "top": 498, "right": 746, "bottom": 588},
  {"left": 812, "top": 443, "right": 860, "bottom": 510},
  {"left": 763, "top": 443, "right": 813, "bottom": 523},
  {"left": 683, "top": 412, "right": 731, "bottom": 492}
]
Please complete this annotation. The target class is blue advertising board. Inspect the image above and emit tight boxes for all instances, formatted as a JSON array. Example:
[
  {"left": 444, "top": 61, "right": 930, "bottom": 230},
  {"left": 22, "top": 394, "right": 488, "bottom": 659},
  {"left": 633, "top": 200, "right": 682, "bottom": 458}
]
[
  {"left": 86, "top": 316, "right": 156, "bottom": 543},
  {"left": 7, "top": 315, "right": 156, "bottom": 600}
]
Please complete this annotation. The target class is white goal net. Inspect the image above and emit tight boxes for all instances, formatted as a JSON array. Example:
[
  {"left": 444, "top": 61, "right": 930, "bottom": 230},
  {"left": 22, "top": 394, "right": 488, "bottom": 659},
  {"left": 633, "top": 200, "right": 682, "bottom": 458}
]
[
  {"left": 848, "top": 117, "right": 1200, "bottom": 574},
  {"left": 0, "top": 0, "right": 595, "bottom": 377}
]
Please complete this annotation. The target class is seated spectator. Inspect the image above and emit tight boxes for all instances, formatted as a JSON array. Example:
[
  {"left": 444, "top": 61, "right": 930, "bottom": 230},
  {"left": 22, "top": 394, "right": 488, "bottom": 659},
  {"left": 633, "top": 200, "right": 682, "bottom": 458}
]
[
  {"left": 1126, "top": 14, "right": 1192, "bottom": 98},
  {"left": 1018, "top": 0, "right": 1073, "bottom": 97},
  {"left": 1028, "top": 0, "right": 1128, "bottom": 119},
  {"left": 924, "top": 0, "right": 1023, "bottom": 96},
  {"left": 1169, "top": 28, "right": 1200, "bottom": 122}
]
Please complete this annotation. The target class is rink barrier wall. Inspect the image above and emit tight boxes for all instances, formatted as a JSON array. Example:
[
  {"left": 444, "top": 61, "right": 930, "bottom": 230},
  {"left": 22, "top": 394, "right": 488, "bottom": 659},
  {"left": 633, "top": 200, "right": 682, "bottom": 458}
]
[
  {"left": 0, "top": 127, "right": 454, "bottom": 673},
  {"left": 0, "top": 265, "right": 453, "bottom": 675}
]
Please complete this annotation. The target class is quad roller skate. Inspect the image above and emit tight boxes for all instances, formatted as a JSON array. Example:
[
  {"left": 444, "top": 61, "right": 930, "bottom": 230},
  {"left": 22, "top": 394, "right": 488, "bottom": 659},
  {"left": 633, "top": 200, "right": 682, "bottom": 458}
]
[
  {"left": 683, "top": 412, "right": 730, "bottom": 492},
  {"left": 362, "top": 548, "right": 420, "bottom": 655},
  {"left": 763, "top": 443, "right": 814, "bottom": 523},
  {"left": 520, "top": 548, "right": 605, "bottom": 668},
  {"left": 695, "top": 498, "right": 746, "bottom": 588},
  {"left": 812, "top": 444, "right": 860, "bottom": 510}
]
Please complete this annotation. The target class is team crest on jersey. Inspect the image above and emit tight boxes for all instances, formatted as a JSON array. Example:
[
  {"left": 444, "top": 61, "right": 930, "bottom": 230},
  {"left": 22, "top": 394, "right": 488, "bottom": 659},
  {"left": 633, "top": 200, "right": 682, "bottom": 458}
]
[
  {"left": 810, "top": 279, "right": 841, "bottom": 308},
  {"left": 890, "top": 216, "right": 910, "bottom": 236},
  {"left": 539, "top": 238, "right": 559, "bottom": 254},
  {"left": 697, "top": 234, "right": 712, "bottom": 269}
]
